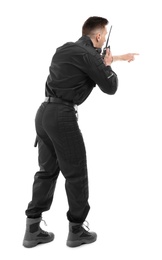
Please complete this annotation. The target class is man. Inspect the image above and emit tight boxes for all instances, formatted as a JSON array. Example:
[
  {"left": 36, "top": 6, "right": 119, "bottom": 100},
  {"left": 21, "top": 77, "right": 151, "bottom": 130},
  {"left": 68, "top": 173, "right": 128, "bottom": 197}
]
[{"left": 23, "top": 16, "right": 138, "bottom": 248}]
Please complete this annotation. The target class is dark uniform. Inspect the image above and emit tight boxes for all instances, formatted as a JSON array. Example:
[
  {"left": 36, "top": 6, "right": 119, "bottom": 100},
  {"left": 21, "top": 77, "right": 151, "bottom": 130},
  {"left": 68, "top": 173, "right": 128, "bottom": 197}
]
[{"left": 25, "top": 35, "right": 118, "bottom": 223}]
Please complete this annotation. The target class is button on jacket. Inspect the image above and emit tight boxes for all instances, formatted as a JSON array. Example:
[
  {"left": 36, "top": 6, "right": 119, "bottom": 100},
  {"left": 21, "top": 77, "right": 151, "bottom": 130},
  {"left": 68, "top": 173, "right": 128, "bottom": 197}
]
[{"left": 45, "top": 35, "right": 118, "bottom": 105}]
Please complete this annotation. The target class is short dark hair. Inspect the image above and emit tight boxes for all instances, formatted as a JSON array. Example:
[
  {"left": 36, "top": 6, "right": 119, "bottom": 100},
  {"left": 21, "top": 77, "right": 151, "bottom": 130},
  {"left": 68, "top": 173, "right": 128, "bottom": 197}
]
[{"left": 82, "top": 16, "right": 108, "bottom": 36}]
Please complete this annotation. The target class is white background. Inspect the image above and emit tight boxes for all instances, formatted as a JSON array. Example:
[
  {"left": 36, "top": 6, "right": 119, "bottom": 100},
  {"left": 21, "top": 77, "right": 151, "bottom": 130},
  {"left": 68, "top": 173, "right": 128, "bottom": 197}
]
[{"left": 0, "top": 0, "right": 162, "bottom": 259}]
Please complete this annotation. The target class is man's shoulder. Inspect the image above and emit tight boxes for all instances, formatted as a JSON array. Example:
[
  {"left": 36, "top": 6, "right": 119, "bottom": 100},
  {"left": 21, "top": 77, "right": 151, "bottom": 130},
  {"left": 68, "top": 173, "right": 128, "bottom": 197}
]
[
  {"left": 55, "top": 36, "right": 100, "bottom": 59},
  {"left": 75, "top": 36, "right": 99, "bottom": 57},
  {"left": 56, "top": 41, "right": 76, "bottom": 51}
]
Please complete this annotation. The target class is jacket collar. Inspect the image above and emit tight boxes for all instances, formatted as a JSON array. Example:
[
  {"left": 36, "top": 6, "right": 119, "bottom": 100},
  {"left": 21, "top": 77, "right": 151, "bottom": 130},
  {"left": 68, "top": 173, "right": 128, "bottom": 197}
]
[{"left": 76, "top": 35, "right": 102, "bottom": 54}]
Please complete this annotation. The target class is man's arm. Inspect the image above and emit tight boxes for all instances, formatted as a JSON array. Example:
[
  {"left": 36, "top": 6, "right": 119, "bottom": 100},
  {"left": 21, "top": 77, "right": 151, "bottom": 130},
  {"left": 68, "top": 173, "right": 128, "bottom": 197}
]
[
  {"left": 103, "top": 49, "right": 139, "bottom": 65},
  {"left": 112, "top": 53, "right": 139, "bottom": 62}
]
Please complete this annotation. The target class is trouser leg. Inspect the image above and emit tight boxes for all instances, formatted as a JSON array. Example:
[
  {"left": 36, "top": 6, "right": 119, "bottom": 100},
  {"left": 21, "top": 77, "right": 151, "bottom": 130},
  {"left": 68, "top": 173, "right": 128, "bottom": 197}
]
[
  {"left": 58, "top": 123, "right": 90, "bottom": 223},
  {"left": 25, "top": 104, "right": 60, "bottom": 218},
  {"left": 43, "top": 104, "right": 90, "bottom": 223}
]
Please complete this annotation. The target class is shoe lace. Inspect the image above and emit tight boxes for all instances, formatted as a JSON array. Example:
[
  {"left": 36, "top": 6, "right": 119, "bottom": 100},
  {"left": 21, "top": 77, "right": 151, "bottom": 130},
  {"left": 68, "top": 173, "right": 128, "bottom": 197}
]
[
  {"left": 40, "top": 218, "right": 48, "bottom": 234},
  {"left": 82, "top": 220, "right": 90, "bottom": 231},
  {"left": 41, "top": 218, "right": 47, "bottom": 226}
]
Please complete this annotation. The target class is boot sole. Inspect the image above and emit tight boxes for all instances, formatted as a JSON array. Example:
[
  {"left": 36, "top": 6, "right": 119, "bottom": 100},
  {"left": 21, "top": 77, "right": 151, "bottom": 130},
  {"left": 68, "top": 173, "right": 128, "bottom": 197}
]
[
  {"left": 66, "top": 236, "right": 97, "bottom": 248},
  {"left": 23, "top": 235, "right": 54, "bottom": 248}
]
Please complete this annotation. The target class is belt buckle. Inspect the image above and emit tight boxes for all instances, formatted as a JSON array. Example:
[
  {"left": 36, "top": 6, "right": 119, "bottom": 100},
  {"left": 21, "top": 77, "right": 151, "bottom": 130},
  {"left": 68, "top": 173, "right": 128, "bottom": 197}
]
[
  {"left": 74, "top": 105, "right": 78, "bottom": 120},
  {"left": 45, "top": 97, "right": 50, "bottom": 102}
]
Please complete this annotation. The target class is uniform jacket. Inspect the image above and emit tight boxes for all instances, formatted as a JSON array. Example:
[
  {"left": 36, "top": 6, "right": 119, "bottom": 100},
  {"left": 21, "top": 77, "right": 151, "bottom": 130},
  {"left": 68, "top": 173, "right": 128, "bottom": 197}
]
[{"left": 45, "top": 35, "right": 118, "bottom": 105}]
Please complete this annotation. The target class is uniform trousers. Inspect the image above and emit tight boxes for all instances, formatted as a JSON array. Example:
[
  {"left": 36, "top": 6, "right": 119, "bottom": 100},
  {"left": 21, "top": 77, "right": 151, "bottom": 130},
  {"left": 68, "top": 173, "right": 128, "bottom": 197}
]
[{"left": 25, "top": 100, "right": 90, "bottom": 223}]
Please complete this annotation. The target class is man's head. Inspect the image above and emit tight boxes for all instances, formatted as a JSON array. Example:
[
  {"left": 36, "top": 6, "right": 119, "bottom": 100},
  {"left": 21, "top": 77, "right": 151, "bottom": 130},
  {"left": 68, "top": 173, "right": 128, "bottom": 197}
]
[{"left": 82, "top": 16, "right": 108, "bottom": 48}]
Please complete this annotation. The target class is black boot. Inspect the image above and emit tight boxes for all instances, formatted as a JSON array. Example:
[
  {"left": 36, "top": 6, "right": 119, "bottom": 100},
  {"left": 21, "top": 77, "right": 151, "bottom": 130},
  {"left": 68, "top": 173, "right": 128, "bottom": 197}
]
[
  {"left": 23, "top": 217, "right": 54, "bottom": 248},
  {"left": 66, "top": 221, "right": 97, "bottom": 247}
]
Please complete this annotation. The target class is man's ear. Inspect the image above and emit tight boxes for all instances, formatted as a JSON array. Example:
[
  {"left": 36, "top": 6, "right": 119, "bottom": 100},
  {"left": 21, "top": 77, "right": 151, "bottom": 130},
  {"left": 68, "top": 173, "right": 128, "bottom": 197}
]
[{"left": 96, "top": 33, "right": 101, "bottom": 42}]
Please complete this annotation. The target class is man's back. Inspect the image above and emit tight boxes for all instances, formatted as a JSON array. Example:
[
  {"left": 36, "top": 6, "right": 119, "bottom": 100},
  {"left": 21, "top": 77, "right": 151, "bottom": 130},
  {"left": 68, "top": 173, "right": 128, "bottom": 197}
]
[{"left": 45, "top": 35, "right": 118, "bottom": 105}]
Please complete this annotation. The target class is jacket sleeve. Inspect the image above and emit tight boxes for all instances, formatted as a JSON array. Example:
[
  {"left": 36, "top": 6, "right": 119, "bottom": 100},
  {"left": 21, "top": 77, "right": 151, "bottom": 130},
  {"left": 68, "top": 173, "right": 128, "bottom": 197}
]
[{"left": 83, "top": 52, "right": 118, "bottom": 95}]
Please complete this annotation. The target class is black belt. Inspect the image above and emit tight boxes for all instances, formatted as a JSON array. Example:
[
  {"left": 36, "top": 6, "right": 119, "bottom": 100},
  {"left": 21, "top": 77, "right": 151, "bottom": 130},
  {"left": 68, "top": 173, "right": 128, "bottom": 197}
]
[{"left": 45, "top": 97, "right": 74, "bottom": 107}]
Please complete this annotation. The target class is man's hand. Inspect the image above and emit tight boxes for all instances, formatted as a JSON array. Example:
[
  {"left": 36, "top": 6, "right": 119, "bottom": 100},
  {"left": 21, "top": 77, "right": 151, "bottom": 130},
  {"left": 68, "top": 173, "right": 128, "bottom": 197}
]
[
  {"left": 113, "top": 53, "right": 139, "bottom": 62},
  {"left": 103, "top": 48, "right": 113, "bottom": 66}
]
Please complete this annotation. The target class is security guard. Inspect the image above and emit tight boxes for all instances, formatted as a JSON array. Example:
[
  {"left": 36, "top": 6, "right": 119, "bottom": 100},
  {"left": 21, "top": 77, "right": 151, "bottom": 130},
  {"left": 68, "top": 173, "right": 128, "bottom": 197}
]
[{"left": 23, "top": 16, "right": 138, "bottom": 248}]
